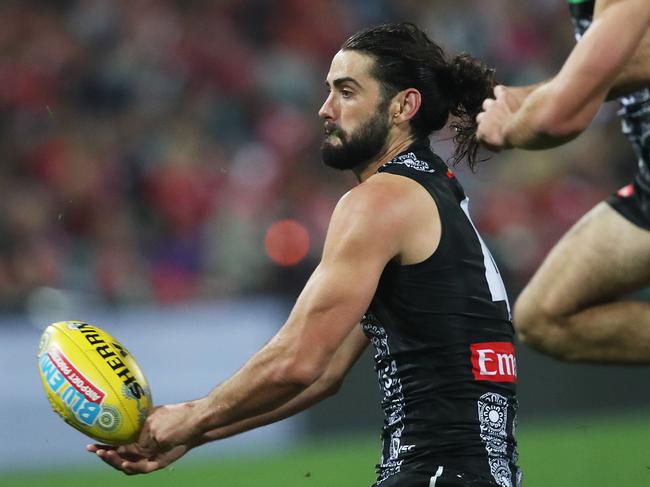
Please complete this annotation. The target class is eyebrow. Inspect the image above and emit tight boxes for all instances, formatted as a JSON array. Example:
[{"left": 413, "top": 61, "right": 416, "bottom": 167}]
[{"left": 325, "top": 77, "right": 363, "bottom": 89}]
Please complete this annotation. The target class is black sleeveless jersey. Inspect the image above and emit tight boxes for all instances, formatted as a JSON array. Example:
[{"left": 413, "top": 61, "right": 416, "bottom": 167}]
[
  {"left": 569, "top": 0, "right": 650, "bottom": 190},
  {"left": 361, "top": 141, "right": 521, "bottom": 487}
]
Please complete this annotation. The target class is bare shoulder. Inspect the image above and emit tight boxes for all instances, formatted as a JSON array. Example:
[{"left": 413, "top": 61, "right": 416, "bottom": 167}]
[
  {"left": 333, "top": 172, "right": 435, "bottom": 229},
  {"left": 324, "top": 172, "right": 439, "bottom": 264}
]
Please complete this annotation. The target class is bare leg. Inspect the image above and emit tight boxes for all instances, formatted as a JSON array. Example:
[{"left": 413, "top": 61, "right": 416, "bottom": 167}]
[{"left": 514, "top": 202, "right": 650, "bottom": 363}]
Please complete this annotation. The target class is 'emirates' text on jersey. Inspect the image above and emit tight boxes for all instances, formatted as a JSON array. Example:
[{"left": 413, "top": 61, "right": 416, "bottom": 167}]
[{"left": 361, "top": 141, "right": 521, "bottom": 487}]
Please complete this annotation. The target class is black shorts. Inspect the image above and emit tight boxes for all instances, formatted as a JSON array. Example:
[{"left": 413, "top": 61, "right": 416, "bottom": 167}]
[
  {"left": 607, "top": 177, "right": 650, "bottom": 230},
  {"left": 607, "top": 176, "right": 650, "bottom": 230},
  {"left": 372, "top": 466, "right": 503, "bottom": 487}
]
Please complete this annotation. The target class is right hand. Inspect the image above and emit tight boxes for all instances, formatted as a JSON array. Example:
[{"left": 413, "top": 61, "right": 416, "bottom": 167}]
[
  {"left": 476, "top": 85, "right": 518, "bottom": 152},
  {"left": 498, "top": 85, "right": 531, "bottom": 112}
]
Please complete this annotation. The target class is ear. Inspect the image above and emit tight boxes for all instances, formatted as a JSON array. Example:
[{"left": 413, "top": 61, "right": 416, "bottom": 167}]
[{"left": 390, "top": 88, "right": 421, "bottom": 125}]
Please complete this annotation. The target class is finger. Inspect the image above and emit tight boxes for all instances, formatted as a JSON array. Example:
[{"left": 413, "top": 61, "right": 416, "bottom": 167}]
[
  {"left": 93, "top": 448, "right": 127, "bottom": 471},
  {"left": 494, "top": 85, "right": 507, "bottom": 98},
  {"left": 104, "top": 449, "right": 130, "bottom": 468},
  {"left": 122, "top": 459, "right": 164, "bottom": 475},
  {"left": 87, "top": 443, "right": 115, "bottom": 453},
  {"left": 476, "top": 112, "right": 485, "bottom": 125},
  {"left": 482, "top": 98, "right": 494, "bottom": 110},
  {"left": 120, "top": 460, "right": 140, "bottom": 476},
  {"left": 496, "top": 90, "right": 519, "bottom": 114}
]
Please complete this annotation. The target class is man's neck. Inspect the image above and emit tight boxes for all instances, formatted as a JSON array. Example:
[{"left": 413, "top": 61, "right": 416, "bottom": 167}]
[{"left": 354, "top": 134, "right": 419, "bottom": 183}]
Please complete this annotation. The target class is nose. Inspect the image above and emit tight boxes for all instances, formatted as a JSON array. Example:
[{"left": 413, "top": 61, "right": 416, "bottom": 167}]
[{"left": 318, "top": 92, "right": 335, "bottom": 120}]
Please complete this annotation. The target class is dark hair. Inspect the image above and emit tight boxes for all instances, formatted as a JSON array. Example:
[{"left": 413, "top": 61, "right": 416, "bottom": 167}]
[{"left": 341, "top": 22, "right": 495, "bottom": 171}]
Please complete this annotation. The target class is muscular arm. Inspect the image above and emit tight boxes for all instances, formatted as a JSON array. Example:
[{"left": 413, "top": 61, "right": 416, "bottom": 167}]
[
  {"left": 187, "top": 189, "right": 402, "bottom": 436},
  {"left": 477, "top": 0, "right": 650, "bottom": 151},
  {"left": 608, "top": 27, "right": 650, "bottom": 98},
  {"left": 198, "top": 326, "right": 368, "bottom": 443},
  {"left": 501, "top": 34, "right": 650, "bottom": 104},
  {"left": 91, "top": 324, "right": 371, "bottom": 477},
  {"left": 89, "top": 327, "right": 369, "bottom": 473}
]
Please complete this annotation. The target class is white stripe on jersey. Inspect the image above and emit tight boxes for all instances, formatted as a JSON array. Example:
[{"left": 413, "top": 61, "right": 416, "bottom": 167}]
[{"left": 460, "top": 198, "right": 511, "bottom": 314}]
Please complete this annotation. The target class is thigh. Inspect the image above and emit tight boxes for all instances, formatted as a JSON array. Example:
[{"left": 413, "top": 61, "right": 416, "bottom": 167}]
[{"left": 520, "top": 201, "right": 650, "bottom": 316}]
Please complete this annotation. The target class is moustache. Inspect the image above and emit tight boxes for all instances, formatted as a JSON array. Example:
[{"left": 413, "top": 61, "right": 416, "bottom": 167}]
[{"left": 324, "top": 122, "right": 344, "bottom": 138}]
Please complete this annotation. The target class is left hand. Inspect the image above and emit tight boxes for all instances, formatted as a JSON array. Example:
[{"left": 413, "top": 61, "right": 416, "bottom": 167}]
[
  {"left": 87, "top": 441, "right": 190, "bottom": 475},
  {"left": 476, "top": 85, "right": 516, "bottom": 152}
]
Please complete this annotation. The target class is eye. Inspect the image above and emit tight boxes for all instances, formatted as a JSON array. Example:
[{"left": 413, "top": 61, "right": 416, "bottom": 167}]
[{"left": 341, "top": 89, "right": 353, "bottom": 98}]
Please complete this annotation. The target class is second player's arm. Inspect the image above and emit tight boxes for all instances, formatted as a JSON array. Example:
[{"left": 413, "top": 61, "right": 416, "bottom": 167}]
[
  {"left": 608, "top": 24, "right": 650, "bottom": 98},
  {"left": 502, "top": 0, "right": 650, "bottom": 149}
]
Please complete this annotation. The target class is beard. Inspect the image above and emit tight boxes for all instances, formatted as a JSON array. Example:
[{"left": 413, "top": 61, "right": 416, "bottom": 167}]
[{"left": 320, "top": 108, "right": 390, "bottom": 171}]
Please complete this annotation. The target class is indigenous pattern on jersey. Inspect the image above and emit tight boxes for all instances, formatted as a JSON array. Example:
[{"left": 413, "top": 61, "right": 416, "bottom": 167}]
[
  {"left": 362, "top": 141, "right": 520, "bottom": 487},
  {"left": 569, "top": 0, "right": 650, "bottom": 228}
]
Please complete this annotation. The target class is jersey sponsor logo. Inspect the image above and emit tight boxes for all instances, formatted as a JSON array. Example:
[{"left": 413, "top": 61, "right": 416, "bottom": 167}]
[{"left": 470, "top": 342, "right": 517, "bottom": 383}]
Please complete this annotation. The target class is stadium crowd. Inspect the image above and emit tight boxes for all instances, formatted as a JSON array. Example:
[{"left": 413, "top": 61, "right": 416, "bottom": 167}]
[{"left": 0, "top": 0, "right": 635, "bottom": 311}]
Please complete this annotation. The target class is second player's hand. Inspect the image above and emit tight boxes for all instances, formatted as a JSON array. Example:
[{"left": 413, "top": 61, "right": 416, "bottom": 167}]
[{"left": 476, "top": 85, "right": 516, "bottom": 152}]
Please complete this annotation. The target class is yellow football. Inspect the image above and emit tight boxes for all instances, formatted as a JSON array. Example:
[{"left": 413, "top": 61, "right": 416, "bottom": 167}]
[{"left": 37, "top": 321, "right": 153, "bottom": 444}]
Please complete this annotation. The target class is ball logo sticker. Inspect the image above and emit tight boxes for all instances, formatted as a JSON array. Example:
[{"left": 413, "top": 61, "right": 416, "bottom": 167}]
[
  {"left": 470, "top": 342, "right": 517, "bottom": 383},
  {"left": 39, "top": 346, "right": 106, "bottom": 426},
  {"left": 96, "top": 405, "right": 122, "bottom": 432}
]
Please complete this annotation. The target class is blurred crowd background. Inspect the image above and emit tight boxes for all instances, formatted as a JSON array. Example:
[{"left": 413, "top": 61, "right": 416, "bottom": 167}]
[
  {"left": 0, "top": 0, "right": 638, "bottom": 312},
  {"left": 4, "top": 2, "right": 650, "bottom": 477}
]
